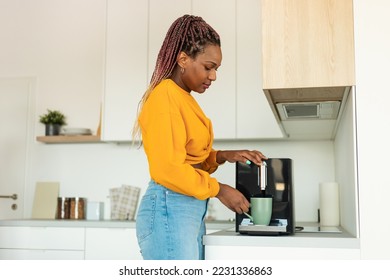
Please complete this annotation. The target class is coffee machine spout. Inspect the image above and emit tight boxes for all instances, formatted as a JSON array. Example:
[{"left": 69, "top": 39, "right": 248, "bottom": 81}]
[{"left": 259, "top": 162, "right": 267, "bottom": 192}]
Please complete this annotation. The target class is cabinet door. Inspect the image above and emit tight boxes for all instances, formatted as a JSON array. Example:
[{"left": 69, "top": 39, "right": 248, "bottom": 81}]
[
  {"left": 206, "top": 245, "right": 360, "bottom": 260},
  {"left": 261, "top": 0, "right": 355, "bottom": 89},
  {"left": 85, "top": 228, "right": 142, "bottom": 260},
  {"left": 0, "top": 249, "right": 84, "bottom": 260},
  {"left": 148, "top": 0, "right": 192, "bottom": 81},
  {"left": 236, "top": 0, "right": 283, "bottom": 139},
  {"left": 0, "top": 227, "right": 84, "bottom": 250},
  {"left": 102, "top": 0, "right": 148, "bottom": 141},
  {"left": 0, "top": 226, "right": 85, "bottom": 260},
  {"left": 192, "top": 0, "right": 236, "bottom": 139}
]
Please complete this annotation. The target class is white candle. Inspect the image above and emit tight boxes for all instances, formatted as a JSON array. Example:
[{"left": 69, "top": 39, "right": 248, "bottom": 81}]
[{"left": 319, "top": 182, "right": 340, "bottom": 226}]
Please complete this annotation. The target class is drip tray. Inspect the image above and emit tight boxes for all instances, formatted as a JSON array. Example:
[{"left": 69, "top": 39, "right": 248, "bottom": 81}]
[{"left": 239, "top": 219, "right": 290, "bottom": 235}]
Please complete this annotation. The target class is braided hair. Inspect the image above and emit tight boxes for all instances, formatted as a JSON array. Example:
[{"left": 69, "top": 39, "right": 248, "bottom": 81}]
[{"left": 132, "top": 15, "right": 221, "bottom": 141}]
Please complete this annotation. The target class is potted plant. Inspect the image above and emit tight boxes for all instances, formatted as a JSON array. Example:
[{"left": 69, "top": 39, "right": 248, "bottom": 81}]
[{"left": 39, "top": 109, "right": 67, "bottom": 136}]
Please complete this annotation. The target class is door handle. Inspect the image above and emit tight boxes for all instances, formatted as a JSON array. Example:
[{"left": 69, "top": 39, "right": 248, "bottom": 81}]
[{"left": 0, "top": 194, "right": 18, "bottom": 200}]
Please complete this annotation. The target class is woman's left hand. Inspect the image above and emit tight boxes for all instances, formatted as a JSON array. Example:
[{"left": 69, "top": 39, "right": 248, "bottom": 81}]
[{"left": 216, "top": 150, "right": 267, "bottom": 166}]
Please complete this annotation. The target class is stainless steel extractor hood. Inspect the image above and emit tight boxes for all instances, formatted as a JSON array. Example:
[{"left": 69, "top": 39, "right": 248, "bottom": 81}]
[
  {"left": 263, "top": 86, "right": 351, "bottom": 139},
  {"left": 276, "top": 101, "right": 341, "bottom": 121}
]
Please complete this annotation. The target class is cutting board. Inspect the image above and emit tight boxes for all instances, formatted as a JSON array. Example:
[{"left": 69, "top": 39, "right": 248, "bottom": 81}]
[{"left": 31, "top": 182, "right": 60, "bottom": 219}]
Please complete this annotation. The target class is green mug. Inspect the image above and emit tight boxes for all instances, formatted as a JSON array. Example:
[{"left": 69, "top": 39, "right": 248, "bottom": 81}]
[{"left": 244, "top": 197, "right": 273, "bottom": 225}]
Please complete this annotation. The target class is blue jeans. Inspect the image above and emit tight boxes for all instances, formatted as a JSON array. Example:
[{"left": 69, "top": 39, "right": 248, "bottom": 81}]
[{"left": 136, "top": 180, "right": 208, "bottom": 260}]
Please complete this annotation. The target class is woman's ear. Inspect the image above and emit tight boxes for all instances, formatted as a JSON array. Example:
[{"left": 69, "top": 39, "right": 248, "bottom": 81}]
[{"left": 176, "top": 51, "right": 189, "bottom": 69}]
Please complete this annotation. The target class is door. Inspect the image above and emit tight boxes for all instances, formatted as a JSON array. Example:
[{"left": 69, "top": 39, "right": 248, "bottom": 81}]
[{"left": 0, "top": 77, "right": 32, "bottom": 219}]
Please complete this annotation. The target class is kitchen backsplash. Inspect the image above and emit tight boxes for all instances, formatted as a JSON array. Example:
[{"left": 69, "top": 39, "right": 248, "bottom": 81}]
[{"left": 27, "top": 140, "right": 335, "bottom": 222}]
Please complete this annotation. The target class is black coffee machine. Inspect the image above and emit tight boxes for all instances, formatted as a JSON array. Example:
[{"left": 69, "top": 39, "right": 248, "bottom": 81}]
[{"left": 236, "top": 158, "right": 295, "bottom": 235}]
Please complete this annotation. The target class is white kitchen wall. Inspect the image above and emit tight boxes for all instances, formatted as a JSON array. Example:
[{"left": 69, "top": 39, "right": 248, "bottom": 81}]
[
  {"left": 354, "top": 0, "right": 390, "bottom": 258},
  {"left": 0, "top": 0, "right": 105, "bottom": 133},
  {"left": 26, "top": 139, "right": 334, "bottom": 221},
  {"left": 0, "top": 0, "right": 342, "bottom": 222},
  {"left": 334, "top": 89, "right": 359, "bottom": 236},
  {"left": 211, "top": 140, "right": 335, "bottom": 221},
  {"left": 27, "top": 142, "right": 150, "bottom": 219}
]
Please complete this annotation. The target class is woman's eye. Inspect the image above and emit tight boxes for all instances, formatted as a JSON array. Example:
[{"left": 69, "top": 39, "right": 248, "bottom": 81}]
[{"left": 205, "top": 64, "right": 219, "bottom": 71}]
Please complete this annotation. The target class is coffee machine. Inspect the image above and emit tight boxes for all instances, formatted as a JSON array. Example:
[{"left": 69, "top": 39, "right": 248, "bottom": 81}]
[{"left": 236, "top": 158, "right": 295, "bottom": 235}]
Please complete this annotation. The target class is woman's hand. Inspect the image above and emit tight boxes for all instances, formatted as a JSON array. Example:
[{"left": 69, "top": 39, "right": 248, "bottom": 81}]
[
  {"left": 216, "top": 183, "right": 250, "bottom": 214},
  {"left": 216, "top": 150, "right": 267, "bottom": 166}
]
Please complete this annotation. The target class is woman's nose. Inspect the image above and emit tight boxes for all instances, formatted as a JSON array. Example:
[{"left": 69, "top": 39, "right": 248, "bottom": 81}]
[{"left": 209, "top": 69, "right": 217, "bottom": 81}]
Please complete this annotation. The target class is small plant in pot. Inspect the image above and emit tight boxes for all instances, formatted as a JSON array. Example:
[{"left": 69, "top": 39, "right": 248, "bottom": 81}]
[{"left": 39, "top": 109, "right": 67, "bottom": 136}]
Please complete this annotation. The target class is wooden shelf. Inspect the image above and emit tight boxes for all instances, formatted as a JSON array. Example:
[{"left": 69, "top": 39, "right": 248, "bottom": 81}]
[{"left": 36, "top": 135, "right": 101, "bottom": 143}]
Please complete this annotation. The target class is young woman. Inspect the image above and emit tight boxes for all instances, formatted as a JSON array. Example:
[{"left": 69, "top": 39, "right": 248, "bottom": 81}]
[{"left": 133, "top": 14, "right": 267, "bottom": 260}]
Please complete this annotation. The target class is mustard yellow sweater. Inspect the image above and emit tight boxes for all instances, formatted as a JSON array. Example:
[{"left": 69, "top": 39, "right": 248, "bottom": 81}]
[{"left": 139, "top": 79, "right": 221, "bottom": 200}]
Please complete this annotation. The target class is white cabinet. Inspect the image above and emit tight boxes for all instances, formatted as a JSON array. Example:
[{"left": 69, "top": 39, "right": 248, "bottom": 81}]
[
  {"left": 0, "top": 227, "right": 85, "bottom": 260},
  {"left": 0, "top": 224, "right": 142, "bottom": 260},
  {"left": 236, "top": 0, "right": 283, "bottom": 138},
  {"left": 206, "top": 245, "right": 360, "bottom": 260},
  {"left": 148, "top": 0, "right": 192, "bottom": 80},
  {"left": 0, "top": 249, "right": 83, "bottom": 260},
  {"left": 85, "top": 228, "right": 142, "bottom": 260},
  {"left": 204, "top": 230, "right": 360, "bottom": 260},
  {"left": 101, "top": 0, "right": 148, "bottom": 141},
  {"left": 192, "top": 0, "right": 237, "bottom": 139},
  {"left": 103, "top": 0, "right": 190, "bottom": 142},
  {"left": 193, "top": 0, "right": 282, "bottom": 139},
  {"left": 102, "top": 0, "right": 282, "bottom": 141}
]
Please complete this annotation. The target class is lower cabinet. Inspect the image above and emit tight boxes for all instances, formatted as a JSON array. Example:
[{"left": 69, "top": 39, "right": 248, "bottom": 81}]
[
  {"left": 205, "top": 245, "right": 360, "bottom": 260},
  {"left": 0, "top": 226, "right": 85, "bottom": 260},
  {"left": 0, "top": 223, "right": 234, "bottom": 260},
  {"left": 0, "top": 249, "right": 84, "bottom": 260},
  {"left": 0, "top": 226, "right": 142, "bottom": 260},
  {"left": 85, "top": 228, "right": 142, "bottom": 260}
]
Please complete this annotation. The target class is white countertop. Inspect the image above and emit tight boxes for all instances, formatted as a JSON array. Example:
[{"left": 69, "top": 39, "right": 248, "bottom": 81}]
[
  {"left": 203, "top": 222, "right": 359, "bottom": 249},
  {"left": 0, "top": 219, "right": 234, "bottom": 230},
  {"left": 0, "top": 219, "right": 359, "bottom": 249}
]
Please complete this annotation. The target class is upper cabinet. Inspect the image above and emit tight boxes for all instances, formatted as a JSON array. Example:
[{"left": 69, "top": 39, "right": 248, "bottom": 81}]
[
  {"left": 101, "top": 0, "right": 148, "bottom": 142},
  {"left": 148, "top": 0, "right": 192, "bottom": 81},
  {"left": 102, "top": 0, "right": 282, "bottom": 141},
  {"left": 103, "top": 0, "right": 190, "bottom": 142},
  {"left": 193, "top": 0, "right": 282, "bottom": 139},
  {"left": 236, "top": 0, "right": 283, "bottom": 139},
  {"left": 260, "top": 0, "right": 356, "bottom": 139},
  {"left": 192, "top": 0, "right": 237, "bottom": 139},
  {"left": 261, "top": 0, "right": 355, "bottom": 89}
]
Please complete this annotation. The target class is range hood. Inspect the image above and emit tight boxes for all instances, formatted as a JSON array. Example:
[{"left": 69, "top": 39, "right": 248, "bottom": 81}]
[
  {"left": 263, "top": 86, "right": 351, "bottom": 139},
  {"left": 276, "top": 101, "right": 341, "bottom": 121}
]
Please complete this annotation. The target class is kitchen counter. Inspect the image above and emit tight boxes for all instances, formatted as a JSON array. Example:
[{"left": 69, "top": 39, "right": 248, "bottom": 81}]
[
  {"left": 203, "top": 222, "right": 361, "bottom": 260},
  {"left": 0, "top": 219, "right": 234, "bottom": 231},
  {"left": 204, "top": 227, "right": 358, "bottom": 248},
  {"left": 0, "top": 219, "right": 361, "bottom": 260}
]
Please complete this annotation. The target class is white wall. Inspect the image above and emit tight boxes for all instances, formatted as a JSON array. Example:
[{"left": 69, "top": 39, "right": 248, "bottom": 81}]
[
  {"left": 0, "top": 1, "right": 352, "bottom": 228},
  {"left": 0, "top": 0, "right": 106, "bottom": 216},
  {"left": 0, "top": 0, "right": 105, "bottom": 133},
  {"left": 25, "top": 139, "right": 334, "bottom": 221},
  {"left": 334, "top": 88, "right": 359, "bottom": 236},
  {"left": 354, "top": 0, "right": 390, "bottom": 259}
]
